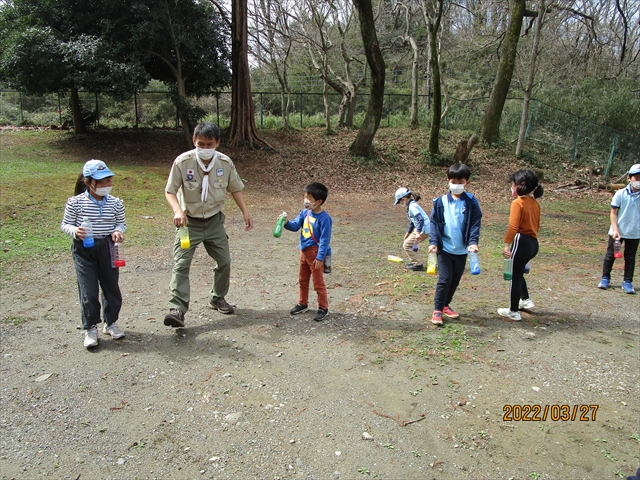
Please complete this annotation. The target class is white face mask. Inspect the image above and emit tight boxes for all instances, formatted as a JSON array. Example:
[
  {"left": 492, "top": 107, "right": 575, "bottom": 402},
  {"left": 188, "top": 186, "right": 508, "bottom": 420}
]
[
  {"left": 631, "top": 181, "right": 640, "bottom": 190},
  {"left": 196, "top": 147, "right": 216, "bottom": 160},
  {"left": 449, "top": 183, "right": 465, "bottom": 195},
  {"left": 304, "top": 200, "right": 317, "bottom": 210},
  {"left": 93, "top": 186, "right": 112, "bottom": 197}
]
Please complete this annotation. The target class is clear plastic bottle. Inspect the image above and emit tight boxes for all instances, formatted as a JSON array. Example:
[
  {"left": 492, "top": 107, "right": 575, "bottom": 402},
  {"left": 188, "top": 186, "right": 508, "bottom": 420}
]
[
  {"left": 614, "top": 239, "right": 622, "bottom": 259},
  {"left": 114, "top": 242, "right": 126, "bottom": 267},
  {"left": 178, "top": 226, "right": 190, "bottom": 249},
  {"left": 503, "top": 258, "right": 513, "bottom": 281},
  {"left": 427, "top": 252, "right": 437, "bottom": 275},
  {"left": 81, "top": 217, "right": 94, "bottom": 248},
  {"left": 273, "top": 212, "right": 287, "bottom": 238},
  {"left": 323, "top": 253, "right": 332, "bottom": 274},
  {"left": 469, "top": 251, "right": 481, "bottom": 275},
  {"left": 412, "top": 237, "right": 419, "bottom": 252}
]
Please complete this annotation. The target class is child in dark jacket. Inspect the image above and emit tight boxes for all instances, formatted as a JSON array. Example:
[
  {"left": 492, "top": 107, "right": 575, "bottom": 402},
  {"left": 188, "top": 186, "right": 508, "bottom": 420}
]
[{"left": 429, "top": 163, "right": 482, "bottom": 325}]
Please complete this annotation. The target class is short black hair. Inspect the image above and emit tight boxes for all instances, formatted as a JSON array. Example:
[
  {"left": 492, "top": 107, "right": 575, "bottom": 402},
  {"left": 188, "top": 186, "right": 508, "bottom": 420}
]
[
  {"left": 305, "top": 182, "right": 328, "bottom": 203},
  {"left": 193, "top": 122, "right": 221, "bottom": 140},
  {"left": 447, "top": 163, "right": 471, "bottom": 181}
]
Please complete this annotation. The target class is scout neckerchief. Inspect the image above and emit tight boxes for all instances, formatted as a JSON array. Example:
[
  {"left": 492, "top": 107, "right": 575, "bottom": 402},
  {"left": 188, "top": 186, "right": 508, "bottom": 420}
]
[{"left": 196, "top": 151, "right": 218, "bottom": 202}]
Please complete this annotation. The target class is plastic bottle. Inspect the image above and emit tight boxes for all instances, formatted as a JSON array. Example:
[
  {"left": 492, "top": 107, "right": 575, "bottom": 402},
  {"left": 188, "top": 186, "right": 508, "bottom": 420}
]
[
  {"left": 273, "top": 212, "right": 287, "bottom": 238},
  {"left": 469, "top": 251, "right": 481, "bottom": 275},
  {"left": 323, "top": 253, "right": 332, "bottom": 274},
  {"left": 524, "top": 261, "right": 531, "bottom": 274},
  {"left": 81, "top": 217, "right": 94, "bottom": 248},
  {"left": 426, "top": 252, "right": 437, "bottom": 275},
  {"left": 114, "top": 242, "right": 126, "bottom": 267},
  {"left": 178, "top": 226, "right": 190, "bottom": 249},
  {"left": 412, "top": 239, "right": 419, "bottom": 252},
  {"left": 503, "top": 258, "right": 513, "bottom": 281},
  {"left": 614, "top": 239, "right": 622, "bottom": 259}
]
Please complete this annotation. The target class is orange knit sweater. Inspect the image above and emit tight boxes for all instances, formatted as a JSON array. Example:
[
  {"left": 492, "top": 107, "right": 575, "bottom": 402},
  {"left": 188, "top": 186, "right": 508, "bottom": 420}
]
[{"left": 504, "top": 196, "right": 540, "bottom": 243}]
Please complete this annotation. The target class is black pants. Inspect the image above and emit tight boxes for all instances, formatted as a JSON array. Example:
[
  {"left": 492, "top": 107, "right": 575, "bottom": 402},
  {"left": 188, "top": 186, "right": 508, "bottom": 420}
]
[
  {"left": 434, "top": 250, "right": 467, "bottom": 311},
  {"left": 601, "top": 235, "right": 639, "bottom": 283},
  {"left": 72, "top": 238, "right": 121, "bottom": 330},
  {"left": 509, "top": 233, "right": 539, "bottom": 312}
]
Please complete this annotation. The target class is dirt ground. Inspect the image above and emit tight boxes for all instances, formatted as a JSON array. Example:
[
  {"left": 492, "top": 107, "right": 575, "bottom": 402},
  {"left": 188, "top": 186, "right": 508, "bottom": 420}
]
[{"left": 1, "top": 129, "right": 639, "bottom": 479}]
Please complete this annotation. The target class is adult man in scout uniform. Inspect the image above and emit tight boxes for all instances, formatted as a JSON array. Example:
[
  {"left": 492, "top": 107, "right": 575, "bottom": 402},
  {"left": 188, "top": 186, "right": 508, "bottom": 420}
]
[{"left": 164, "top": 122, "right": 253, "bottom": 327}]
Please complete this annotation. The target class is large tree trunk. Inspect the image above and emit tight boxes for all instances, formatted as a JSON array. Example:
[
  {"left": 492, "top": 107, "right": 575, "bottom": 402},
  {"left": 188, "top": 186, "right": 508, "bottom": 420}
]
[
  {"left": 70, "top": 87, "right": 85, "bottom": 135},
  {"left": 175, "top": 76, "right": 193, "bottom": 149},
  {"left": 427, "top": 24, "right": 441, "bottom": 154},
  {"left": 480, "top": 0, "right": 526, "bottom": 145},
  {"left": 227, "top": 0, "right": 265, "bottom": 148},
  {"left": 409, "top": 36, "right": 419, "bottom": 129},
  {"left": 349, "top": 0, "right": 385, "bottom": 156},
  {"left": 516, "top": 0, "right": 544, "bottom": 156}
]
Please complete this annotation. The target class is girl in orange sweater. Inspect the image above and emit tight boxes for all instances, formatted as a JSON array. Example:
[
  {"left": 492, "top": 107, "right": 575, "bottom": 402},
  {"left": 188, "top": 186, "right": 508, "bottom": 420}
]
[{"left": 498, "top": 170, "right": 544, "bottom": 321}]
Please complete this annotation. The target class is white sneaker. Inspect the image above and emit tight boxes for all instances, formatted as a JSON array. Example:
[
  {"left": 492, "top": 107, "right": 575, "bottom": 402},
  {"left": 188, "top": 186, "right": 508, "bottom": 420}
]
[
  {"left": 518, "top": 299, "right": 535, "bottom": 310},
  {"left": 84, "top": 327, "right": 99, "bottom": 348},
  {"left": 104, "top": 323, "right": 125, "bottom": 339},
  {"left": 497, "top": 308, "right": 522, "bottom": 321}
]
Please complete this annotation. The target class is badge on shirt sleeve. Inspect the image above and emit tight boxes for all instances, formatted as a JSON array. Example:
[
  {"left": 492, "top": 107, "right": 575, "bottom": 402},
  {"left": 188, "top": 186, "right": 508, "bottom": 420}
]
[
  {"left": 216, "top": 168, "right": 224, "bottom": 177},
  {"left": 186, "top": 169, "right": 194, "bottom": 181}
]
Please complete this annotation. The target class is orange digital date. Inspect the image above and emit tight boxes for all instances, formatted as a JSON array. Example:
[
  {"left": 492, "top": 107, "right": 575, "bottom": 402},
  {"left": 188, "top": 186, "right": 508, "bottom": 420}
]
[{"left": 503, "top": 404, "right": 599, "bottom": 421}]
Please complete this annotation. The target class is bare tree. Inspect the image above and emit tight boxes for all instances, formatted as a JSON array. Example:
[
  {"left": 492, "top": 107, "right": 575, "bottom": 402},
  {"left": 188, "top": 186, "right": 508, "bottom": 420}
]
[
  {"left": 420, "top": 0, "right": 445, "bottom": 154},
  {"left": 227, "top": 0, "right": 267, "bottom": 148},
  {"left": 349, "top": 0, "right": 385, "bottom": 156},
  {"left": 250, "top": 0, "right": 295, "bottom": 129},
  {"left": 395, "top": 1, "right": 421, "bottom": 128}
]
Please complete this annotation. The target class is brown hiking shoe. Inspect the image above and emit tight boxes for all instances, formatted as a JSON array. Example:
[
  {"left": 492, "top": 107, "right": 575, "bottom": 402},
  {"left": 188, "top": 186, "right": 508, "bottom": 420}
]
[
  {"left": 164, "top": 309, "right": 185, "bottom": 328},
  {"left": 210, "top": 297, "right": 234, "bottom": 314}
]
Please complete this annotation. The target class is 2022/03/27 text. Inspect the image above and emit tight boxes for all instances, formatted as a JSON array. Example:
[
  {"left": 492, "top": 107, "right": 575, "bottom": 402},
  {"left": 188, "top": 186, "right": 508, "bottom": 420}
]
[{"left": 503, "top": 404, "right": 599, "bottom": 422}]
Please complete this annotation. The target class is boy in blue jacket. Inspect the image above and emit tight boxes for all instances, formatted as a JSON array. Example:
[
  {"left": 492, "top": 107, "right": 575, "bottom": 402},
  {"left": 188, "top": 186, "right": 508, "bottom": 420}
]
[
  {"left": 284, "top": 182, "right": 333, "bottom": 321},
  {"left": 428, "top": 164, "right": 482, "bottom": 325}
]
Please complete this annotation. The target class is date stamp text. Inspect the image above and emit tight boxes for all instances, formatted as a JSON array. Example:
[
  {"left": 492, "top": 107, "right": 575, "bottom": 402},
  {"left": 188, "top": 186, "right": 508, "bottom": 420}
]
[{"left": 503, "top": 404, "right": 599, "bottom": 422}]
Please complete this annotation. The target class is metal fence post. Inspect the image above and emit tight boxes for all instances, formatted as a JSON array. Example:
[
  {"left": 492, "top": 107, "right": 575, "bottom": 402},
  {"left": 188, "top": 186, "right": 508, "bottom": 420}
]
[
  {"left": 58, "top": 92, "right": 62, "bottom": 124},
  {"left": 299, "top": 92, "right": 303, "bottom": 128},
  {"left": 387, "top": 94, "right": 391, "bottom": 127},
  {"left": 524, "top": 99, "right": 535, "bottom": 140},
  {"left": 18, "top": 92, "right": 23, "bottom": 125},
  {"left": 95, "top": 92, "right": 99, "bottom": 128},
  {"left": 572, "top": 117, "right": 580, "bottom": 162},
  {"left": 259, "top": 92, "right": 263, "bottom": 130},
  {"left": 604, "top": 133, "right": 618, "bottom": 178},
  {"left": 134, "top": 91, "right": 138, "bottom": 129},
  {"left": 216, "top": 93, "right": 220, "bottom": 126}
]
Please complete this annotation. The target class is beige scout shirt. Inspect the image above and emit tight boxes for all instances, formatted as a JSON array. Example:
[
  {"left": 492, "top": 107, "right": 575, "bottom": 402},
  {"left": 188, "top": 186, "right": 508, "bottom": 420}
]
[{"left": 165, "top": 149, "right": 245, "bottom": 219}]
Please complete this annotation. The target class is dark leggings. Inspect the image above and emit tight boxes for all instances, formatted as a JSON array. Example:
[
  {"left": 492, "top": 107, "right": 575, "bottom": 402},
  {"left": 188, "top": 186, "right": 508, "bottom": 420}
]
[
  {"left": 434, "top": 250, "right": 467, "bottom": 311},
  {"left": 509, "top": 233, "right": 539, "bottom": 312},
  {"left": 601, "top": 235, "right": 639, "bottom": 283}
]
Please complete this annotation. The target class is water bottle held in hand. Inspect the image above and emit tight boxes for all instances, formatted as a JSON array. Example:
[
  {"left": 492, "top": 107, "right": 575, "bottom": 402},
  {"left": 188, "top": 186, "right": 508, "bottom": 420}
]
[
  {"left": 614, "top": 239, "right": 622, "bottom": 259},
  {"left": 469, "top": 251, "right": 481, "bottom": 275},
  {"left": 273, "top": 212, "right": 287, "bottom": 238},
  {"left": 114, "top": 242, "right": 125, "bottom": 267},
  {"left": 178, "top": 226, "right": 190, "bottom": 249},
  {"left": 503, "top": 258, "right": 513, "bottom": 281},
  {"left": 412, "top": 237, "right": 419, "bottom": 252},
  {"left": 427, "top": 252, "right": 437, "bottom": 275},
  {"left": 81, "top": 217, "right": 94, "bottom": 248}
]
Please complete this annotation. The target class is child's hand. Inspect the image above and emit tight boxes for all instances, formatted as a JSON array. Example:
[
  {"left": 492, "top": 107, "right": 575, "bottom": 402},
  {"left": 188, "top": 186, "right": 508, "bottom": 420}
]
[
  {"left": 502, "top": 247, "right": 512, "bottom": 259},
  {"left": 313, "top": 259, "right": 323, "bottom": 270},
  {"left": 428, "top": 245, "right": 438, "bottom": 253},
  {"left": 468, "top": 245, "right": 478, "bottom": 253},
  {"left": 76, "top": 226, "right": 87, "bottom": 240},
  {"left": 112, "top": 231, "right": 124, "bottom": 243},
  {"left": 611, "top": 229, "right": 621, "bottom": 240}
]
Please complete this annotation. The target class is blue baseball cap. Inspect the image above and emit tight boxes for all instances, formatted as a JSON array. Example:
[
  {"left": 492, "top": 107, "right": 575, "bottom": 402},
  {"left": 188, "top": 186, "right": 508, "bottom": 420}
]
[
  {"left": 629, "top": 164, "right": 640, "bottom": 176},
  {"left": 83, "top": 160, "right": 115, "bottom": 180}
]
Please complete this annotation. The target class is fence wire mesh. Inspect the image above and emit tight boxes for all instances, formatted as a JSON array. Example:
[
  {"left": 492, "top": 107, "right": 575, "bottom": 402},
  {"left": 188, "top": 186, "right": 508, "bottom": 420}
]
[{"left": 1, "top": 90, "right": 637, "bottom": 179}]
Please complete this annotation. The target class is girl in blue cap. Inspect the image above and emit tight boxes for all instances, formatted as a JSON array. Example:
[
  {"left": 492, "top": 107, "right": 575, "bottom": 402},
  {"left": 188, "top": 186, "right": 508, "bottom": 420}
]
[
  {"left": 61, "top": 160, "right": 127, "bottom": 348},
  {"left": 394, "top": 187, "right": 429, "bottom": 271}
]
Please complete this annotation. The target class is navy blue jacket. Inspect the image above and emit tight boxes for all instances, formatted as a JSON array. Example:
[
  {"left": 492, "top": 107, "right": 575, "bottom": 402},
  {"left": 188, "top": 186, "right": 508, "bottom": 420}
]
[{"left": 429, "top": 192, "right": 482, "bottom": 251}]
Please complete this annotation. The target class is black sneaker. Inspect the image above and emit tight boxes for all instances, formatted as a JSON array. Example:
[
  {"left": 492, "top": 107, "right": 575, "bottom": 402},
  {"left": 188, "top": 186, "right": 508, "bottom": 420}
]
[
  {"left": 314, "top": 308, "right": 328, "bottom": 321},
  {"left": 210, "top": 297, "right": 234, "bottom": 314},
  {"left": 407, "top": 263, "right": 424, "bottom": 271},
  {"left": 289, "top": 304, "right": 308, "bottom": 315},
  {"left": 164, "top": 309, "right": 185, "bottom": 328}
]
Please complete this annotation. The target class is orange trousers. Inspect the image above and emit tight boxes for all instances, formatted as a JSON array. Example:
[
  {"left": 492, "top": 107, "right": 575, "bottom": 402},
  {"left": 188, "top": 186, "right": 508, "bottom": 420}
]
[{"left": 298, "top": 246, "right": 328, "bottom": 310}]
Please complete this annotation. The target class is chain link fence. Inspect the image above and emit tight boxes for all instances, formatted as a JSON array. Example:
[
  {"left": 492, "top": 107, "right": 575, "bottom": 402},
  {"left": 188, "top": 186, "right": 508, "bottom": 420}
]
[{"left": 1, "top": 90, "right": 638, "bottom": 178}]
